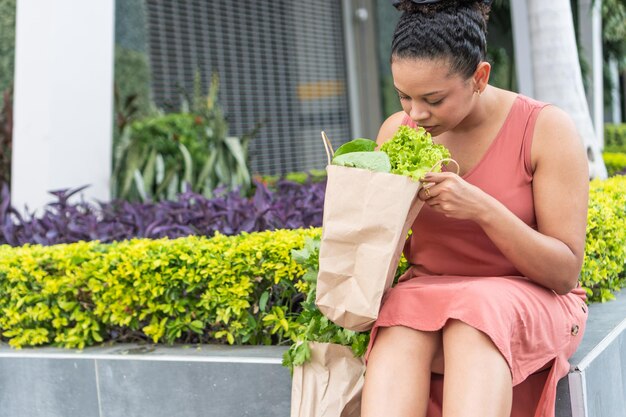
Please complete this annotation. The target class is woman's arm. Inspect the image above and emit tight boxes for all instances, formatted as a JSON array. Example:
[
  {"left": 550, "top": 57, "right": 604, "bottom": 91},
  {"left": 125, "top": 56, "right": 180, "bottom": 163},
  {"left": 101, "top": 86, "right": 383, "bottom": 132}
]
[{"left": 420, "top": 106, "right": 589, "bottom": 294}]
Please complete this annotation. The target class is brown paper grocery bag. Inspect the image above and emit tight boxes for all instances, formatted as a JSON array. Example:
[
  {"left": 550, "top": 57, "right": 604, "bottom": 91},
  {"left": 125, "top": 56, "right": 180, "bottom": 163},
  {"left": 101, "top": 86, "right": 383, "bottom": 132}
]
[
  {"left": 290, "top": 342, "right": 365, "bottom": 417},
  {"left": 315, "top": 161, "right": 424, "bottom": 331}
]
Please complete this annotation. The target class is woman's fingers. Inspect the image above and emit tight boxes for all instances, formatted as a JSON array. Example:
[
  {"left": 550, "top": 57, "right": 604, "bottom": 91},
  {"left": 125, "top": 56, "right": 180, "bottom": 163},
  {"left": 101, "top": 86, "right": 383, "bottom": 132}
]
[
  {"left": 420, "top": 184, "right": 434, "bottom": 200},
  {"left": 421, "top": 171, "right": 456, "bottom": 184}
]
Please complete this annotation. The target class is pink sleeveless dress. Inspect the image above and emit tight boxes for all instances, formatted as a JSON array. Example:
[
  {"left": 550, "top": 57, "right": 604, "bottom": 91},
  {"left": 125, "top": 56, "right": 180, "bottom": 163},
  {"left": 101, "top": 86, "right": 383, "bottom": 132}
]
[{"left": 364, "top": 95, "right": 588, "bottom": 417}]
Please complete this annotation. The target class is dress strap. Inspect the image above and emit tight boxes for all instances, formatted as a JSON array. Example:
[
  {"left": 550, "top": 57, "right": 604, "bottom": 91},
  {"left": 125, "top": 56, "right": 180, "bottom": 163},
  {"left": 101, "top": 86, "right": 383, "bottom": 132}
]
[{"left": 520, "top": 98, "right": 550, "bottom": 177}]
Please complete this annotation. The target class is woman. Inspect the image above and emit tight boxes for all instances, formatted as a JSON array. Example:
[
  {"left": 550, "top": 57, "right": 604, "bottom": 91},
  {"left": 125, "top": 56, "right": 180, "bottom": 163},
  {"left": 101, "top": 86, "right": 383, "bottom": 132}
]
[{"left": 361, "top": 1, "right": 589, "bottom": 416}]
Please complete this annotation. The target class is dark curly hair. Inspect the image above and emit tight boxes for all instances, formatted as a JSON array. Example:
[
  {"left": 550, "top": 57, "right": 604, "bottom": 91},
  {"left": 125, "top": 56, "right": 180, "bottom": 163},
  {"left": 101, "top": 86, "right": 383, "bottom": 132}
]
[{"left": 391, "top": 0, "right": 491, "bottom": 79}]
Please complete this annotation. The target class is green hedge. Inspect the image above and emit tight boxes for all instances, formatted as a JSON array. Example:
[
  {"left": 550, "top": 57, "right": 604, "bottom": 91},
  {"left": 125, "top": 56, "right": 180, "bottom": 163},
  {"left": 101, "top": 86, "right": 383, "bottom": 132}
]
[
  {"left": 581, "top": 176, "right": 626, "bottom": 302},
  {"left": 603, "top": 152, "right": 626, "bottom": 176},
  {"left": 1, "top": 177, "right": 626, "bottom": 349},
  {"left": 0, "top": 229, "right": 319, "bottom": 349},
  {"left": 604, "top": 124, "right": 626, "bottom": 153}
]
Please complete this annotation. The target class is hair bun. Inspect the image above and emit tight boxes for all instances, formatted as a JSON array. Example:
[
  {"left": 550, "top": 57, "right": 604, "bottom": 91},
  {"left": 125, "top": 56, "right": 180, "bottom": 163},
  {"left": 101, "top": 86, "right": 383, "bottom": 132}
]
[{"left": 391, "top": 0, "right": 492, "bottom": 13}]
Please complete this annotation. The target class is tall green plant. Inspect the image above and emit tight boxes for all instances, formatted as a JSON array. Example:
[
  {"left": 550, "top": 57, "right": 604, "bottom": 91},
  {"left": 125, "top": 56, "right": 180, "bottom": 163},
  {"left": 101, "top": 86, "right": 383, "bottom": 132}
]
[{"left": 112, "top": 73, "right": 258, "bottom": 202}]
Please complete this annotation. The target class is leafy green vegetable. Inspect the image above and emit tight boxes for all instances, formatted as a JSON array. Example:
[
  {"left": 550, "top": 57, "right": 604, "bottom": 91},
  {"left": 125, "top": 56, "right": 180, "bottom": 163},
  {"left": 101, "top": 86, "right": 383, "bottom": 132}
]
[
  {"left": 333, "top": 138, "right": 377, "bottom": 158},
  {"left": 282, "top": 237, "right": 369, "bottom": 373},
  {"left": 330, "top": 126, "right": 451, "bottom": 179},
  {"left": 332, "top": 151, "right": 391, "bottom": 173},
  {"left": 380, "top": 125, "right": 451, "bottom": 180}
]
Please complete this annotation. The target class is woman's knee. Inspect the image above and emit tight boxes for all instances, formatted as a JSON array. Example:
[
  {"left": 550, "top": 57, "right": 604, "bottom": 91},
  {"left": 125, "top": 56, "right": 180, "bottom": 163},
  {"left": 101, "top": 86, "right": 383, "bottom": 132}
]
[
  {"left": 442, "top": 319, "right": 492, "bottom": 347},
  {"left": 370, "top": 325, "right": 443, "bottom": 372},
  {"left": 442, "top": 319, "right": 510, "bottom": 373}
]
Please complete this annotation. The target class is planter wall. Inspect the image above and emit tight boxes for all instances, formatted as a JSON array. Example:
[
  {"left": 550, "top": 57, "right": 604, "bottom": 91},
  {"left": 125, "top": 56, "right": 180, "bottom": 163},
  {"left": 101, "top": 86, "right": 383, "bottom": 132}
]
[
  {"left": 0, "top": 345, "right": 291, "bottom": 417},
  {"left": 1, "top": 291, "right": 625, "bottom": 417}
]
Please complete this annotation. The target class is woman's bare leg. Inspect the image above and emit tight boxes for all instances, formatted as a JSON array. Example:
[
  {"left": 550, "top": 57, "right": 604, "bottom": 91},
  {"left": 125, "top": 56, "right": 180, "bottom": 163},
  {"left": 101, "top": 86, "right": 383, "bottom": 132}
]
[
  {"left": 441, "top": 320, "right": 512, "bottom": 417},
  {"left": 361, "top": 325, "right": 442, "bottom": 417}
]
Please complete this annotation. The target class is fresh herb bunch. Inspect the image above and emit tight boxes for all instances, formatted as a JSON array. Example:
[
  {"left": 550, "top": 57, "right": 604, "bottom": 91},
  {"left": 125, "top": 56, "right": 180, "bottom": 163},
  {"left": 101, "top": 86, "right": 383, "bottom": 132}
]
[
  {"left": 282, "top": 237, "right": 369, "bottom": 372},
  {"left": 380, "top": 125, "right": 451, "bottom": 180}
]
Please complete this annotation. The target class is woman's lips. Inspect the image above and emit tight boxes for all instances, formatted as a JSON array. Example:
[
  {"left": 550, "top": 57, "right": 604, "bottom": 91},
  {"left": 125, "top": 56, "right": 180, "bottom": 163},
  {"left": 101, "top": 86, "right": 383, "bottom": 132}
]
[{"left": 421, "top": 125, "right": 437, "bottom": 133}]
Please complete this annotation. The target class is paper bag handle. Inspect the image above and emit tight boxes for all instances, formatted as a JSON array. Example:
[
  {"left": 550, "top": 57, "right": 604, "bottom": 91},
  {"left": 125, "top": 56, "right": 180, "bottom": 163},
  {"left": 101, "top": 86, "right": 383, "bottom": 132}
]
[
  {"left": 321, "top": 131, "right": 335, "bottom": 166},
  {"left": 428, "top": 158, "right": 460, "bottom": 176}
]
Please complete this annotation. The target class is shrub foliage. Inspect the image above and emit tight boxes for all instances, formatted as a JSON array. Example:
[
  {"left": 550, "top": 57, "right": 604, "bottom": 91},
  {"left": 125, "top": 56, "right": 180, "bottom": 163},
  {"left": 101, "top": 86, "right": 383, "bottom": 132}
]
[
  {"left": 581, "top": 176, "right": 626, "bottom": 302},
  {"left": 0, "top": 229, "right": 319, "bottom": 349},
  {"left": 603, "top": 152, "right": 626, "bottom": 177}
]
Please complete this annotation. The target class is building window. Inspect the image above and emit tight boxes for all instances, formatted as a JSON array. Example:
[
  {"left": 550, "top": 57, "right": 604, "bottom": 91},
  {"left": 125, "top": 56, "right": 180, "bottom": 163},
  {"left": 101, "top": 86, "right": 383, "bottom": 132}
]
[{"left": 144, "top": 0, "right": 352, "bottom": 175}]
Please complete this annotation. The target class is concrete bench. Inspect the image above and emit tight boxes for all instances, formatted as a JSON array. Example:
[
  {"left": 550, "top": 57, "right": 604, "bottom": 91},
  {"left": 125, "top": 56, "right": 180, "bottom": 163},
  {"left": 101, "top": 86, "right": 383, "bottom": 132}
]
[
  {"left": 0, "top": 291, "right": 624, "bottom": 417},
  {"left": 556, "top": 289, "right": 626, "bottom": 417}
]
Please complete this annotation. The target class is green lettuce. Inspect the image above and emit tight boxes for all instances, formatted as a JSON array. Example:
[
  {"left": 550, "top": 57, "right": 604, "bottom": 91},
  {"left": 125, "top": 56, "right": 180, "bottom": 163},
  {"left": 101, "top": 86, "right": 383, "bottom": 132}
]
[
  {"left": 333, "top": 138, "right": 377, "bottom": 158},
  {"left": 330, "top": 126, "right": 450, "bottom": 180},
  {"left": 380, "top": 125, "right": 451, "bottom": 180}
]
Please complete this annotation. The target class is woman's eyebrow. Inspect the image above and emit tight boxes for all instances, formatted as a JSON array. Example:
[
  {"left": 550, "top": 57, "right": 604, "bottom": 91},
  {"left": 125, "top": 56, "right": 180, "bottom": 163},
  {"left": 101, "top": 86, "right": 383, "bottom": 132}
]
[{"left": 393, "top": 86, "right": 444, "bottom": 97}]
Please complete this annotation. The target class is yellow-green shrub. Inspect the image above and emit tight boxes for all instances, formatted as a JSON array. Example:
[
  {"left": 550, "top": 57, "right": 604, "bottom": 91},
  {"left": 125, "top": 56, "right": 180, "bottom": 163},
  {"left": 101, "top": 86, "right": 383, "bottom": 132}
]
[
  {"left": 0, "top": 241, "right": 103, "bottom": 348},
  {"left": 603, "top": 152, "right": 626, "bottom": 176},
  {"left": 581, "top": 176, "right": 626, "bottom": 302},
  {"left": 0, "top": 229, "right": 320, "bottom": 348}
]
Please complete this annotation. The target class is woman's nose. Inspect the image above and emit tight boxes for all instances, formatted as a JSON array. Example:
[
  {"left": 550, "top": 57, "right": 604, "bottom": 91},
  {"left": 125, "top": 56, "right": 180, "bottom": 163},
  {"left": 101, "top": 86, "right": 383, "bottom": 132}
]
[{"left": 409, "top": 103, "right": 430, "bottom": 122}]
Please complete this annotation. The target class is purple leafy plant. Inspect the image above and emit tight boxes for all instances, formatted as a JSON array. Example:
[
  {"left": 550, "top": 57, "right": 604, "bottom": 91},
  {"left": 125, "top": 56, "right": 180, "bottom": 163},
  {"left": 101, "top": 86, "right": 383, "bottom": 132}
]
[{"left": 0, "top": 179, "right": 326, "bottom": 246}]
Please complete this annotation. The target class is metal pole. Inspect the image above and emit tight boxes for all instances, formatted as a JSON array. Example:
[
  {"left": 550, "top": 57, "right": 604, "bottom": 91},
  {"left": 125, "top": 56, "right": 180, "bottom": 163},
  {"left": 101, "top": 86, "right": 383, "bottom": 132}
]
[{"left": 342, "top": 0, "right": 362, "bottom": 139}]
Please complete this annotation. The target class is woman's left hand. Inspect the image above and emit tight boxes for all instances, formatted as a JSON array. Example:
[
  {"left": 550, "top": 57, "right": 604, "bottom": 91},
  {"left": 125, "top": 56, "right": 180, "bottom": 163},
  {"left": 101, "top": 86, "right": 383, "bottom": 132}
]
[{"left": 418, "top": 172, "right": 491, "bottom": 221}]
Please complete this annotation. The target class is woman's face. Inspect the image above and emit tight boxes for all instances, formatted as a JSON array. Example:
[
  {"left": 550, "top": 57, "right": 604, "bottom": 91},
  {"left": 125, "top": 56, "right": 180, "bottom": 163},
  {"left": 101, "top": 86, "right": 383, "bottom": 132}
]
[{"left": 391, "top": 58, "right": 477, "bottom": 137}]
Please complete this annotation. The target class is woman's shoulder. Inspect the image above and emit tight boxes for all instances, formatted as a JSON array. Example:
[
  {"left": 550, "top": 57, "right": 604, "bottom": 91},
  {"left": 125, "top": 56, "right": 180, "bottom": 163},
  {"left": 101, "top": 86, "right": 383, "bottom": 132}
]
[
  {"left": 376, "top": 111, "right": 408, "bottom": 146},
  {"left": 499, "top": 91, "right": 573, "bottom": 141},
  {"left": 530, "top": 100, "right": 586, "bottom": 172},
  {"left": 532, "top": 102, "right": 578, "bottom": 142}
]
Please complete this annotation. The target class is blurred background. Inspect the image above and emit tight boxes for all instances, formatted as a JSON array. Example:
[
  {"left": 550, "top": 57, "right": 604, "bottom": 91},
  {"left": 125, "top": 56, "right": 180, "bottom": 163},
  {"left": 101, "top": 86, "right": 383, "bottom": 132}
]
[{"left": 0, "top": 0, "right": 624, "bottom": 208}]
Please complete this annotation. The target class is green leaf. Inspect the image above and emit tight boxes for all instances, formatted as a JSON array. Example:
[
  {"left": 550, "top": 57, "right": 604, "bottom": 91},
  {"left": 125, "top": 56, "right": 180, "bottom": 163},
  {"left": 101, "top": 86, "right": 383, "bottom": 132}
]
[
  {"left": 92, "top": 330, "right": 103, "bottom": 342},
  {"left": 178, "top": 143, "right": 194, "bottom": 186},
  {"left": 293, "top": 342, "right": 311, "bottom": 366},
  {"left": 58, "top": 300, "right": 77, "bottom": 312},
  {"left": 302, "top": 271, "right": 318, "bottom": 283},
  {"left": 168, "top": 172, "right": 179, "bottom": 199},
  {"left": 224, "top": 137, "right": 249, "bottom": 172},
  {"left": 155, "top": 166, "right": 178, "bottom": 197},
  {"left": 133, "top": 169, "right": 148, "bottom": 202},
  {"left": 332, "top": 151, "right": 391, "bottom": 173},
  {"left": 142, "top": 148, "right": 158, "bottom": 192},
  {"left": 121, "top": 145, "right": 145, "bottom": 198},
  {"left": 333, "top": 138, "right": 377, "bottom": 158},
  {"left": 197, "top": 151, "right": 217, "bottom": 189},
  {"left": 259, "top": 291, "right": 269, "bottom": 312},
  {"left": 189, "top": 320, "right": 204, "bottom": 334},
  {"left": 155, "top": 153, "right": 165, "bottom": 184}
]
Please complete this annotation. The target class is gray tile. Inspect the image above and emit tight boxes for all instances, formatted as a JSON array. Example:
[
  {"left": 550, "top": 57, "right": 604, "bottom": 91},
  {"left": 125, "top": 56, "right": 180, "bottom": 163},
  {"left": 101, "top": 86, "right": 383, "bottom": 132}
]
[
  {"left": 571, "top": 290, "right": 626, "bottom": 364},
  {"left": 0, "top": 357, "right": 100, "bottom": 417},
  {"left": 584, "top": 332, "right": 626, "bottom": 417},
  {"left": 103, "top": 343, "right": 288, "bottom": 360},
  {"left": 97, "top": 359, "right": 291, "bottom": 417}
]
